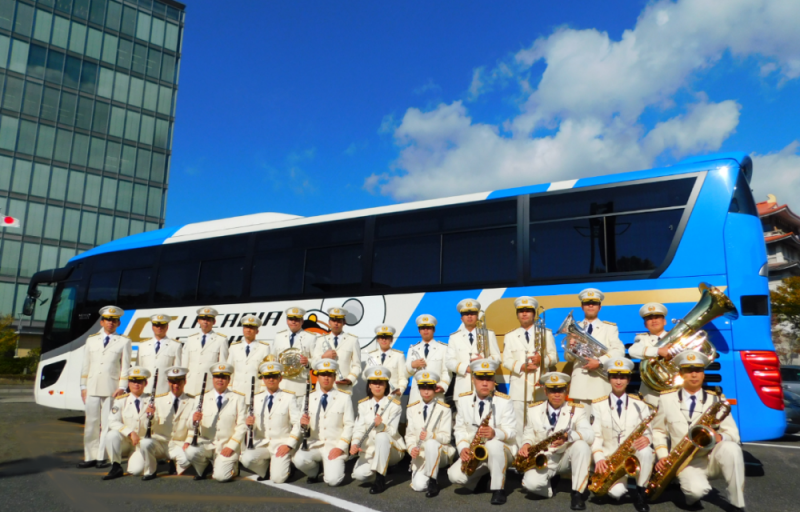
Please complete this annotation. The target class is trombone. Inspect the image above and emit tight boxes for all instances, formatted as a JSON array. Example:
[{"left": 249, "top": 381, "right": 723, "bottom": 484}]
[{"left": 524, "top": 306, "right": 546, "bottom": 429}]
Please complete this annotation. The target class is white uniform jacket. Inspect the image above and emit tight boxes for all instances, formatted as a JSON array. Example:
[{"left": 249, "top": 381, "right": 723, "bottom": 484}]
[
  {"left": 405, "top": 399, "right": 453, "bottom": 451},
  {"left": 652, "top": 389, "right": 739, "bottom": 460},
  {"left": 311, "top": 332, "right": 362, "bottom": 387},
  {"left": 249, "top": 389, "right": 302, "bottom": 449},
  {"left": 405, "top": 340, "right": 451, "bottom": 401},
  {"left": 227, "top": 339, "right": 272, "bottom": 393},
  {"left": 446, "top": 328, "right": 501, "bottom": 396},
  {"left": 564, "top": 319, "right": 625, "bottom": 400},
  {"left": 628, "top": 332, "right": 668, "bottom": 402},
  {"left": 108, "top": 392, "right": 151, "bottom": 438},
  {"left": 181, "top": 331, "right": 230, "bottom": 395},
  {"left": 353, "top": 396, "right": 406, "bottom": 456},
  {"left": 152, "top": 392, "right": 194, "bottom": 444},
  {"left": 185, "top": 389, "right": 248, "bottom": 452},
  {"left": 81, "top": 332, "right": 132, "bottom": 396},
  {"left": 272, "top": 329, "right": 317, "bottom": 395},
  {"left": 453, "top": 391, "right": 516, "bottom": 453},
  {"left": 366, "top": 349, "right": 408, "bottom": 395},
  {"left": 305, "top": 388, "right": 356, "bottom": 453},
  {"left": 136, "top": 337, "right": 182, "bottom": 395},
  {"left": 502, "top": 326, "right": 558, "bottom": 402},
  {"left": 522, "top": 401, "right": 594, "bottom": 457},
  {"left": 591, "top": 394, "right": 655, "bottom": 462}
]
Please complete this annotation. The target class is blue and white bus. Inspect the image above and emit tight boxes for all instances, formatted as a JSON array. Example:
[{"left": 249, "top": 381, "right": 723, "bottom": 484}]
[{"left": 25, "top": 151, "right": 784, "bottom": 442}]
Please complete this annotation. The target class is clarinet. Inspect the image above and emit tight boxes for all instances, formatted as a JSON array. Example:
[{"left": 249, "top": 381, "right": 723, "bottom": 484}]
[
  {"left": 246, "top": 376, "right": 255, "bottom": 450},
  {"left": 144, "top": 369, "right": 159, "bottom": 439},
  {"left": 301, "top": 371, "right": 312, "bottom": 450},
  {"left": 411, "top": 410, "right": 444, "bottom": 473},
  {"left": 190, "top": 373, "right": 208, "bottom": 447}
]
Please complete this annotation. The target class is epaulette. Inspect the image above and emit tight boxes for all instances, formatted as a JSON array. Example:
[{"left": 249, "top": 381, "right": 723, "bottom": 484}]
[
  {"left": 450, "top": 329, "right": 463, "bottom": 336},
  {"left": 88, "top": 333, "right": 100, "bottom": 337},
  {"left": 407, "top": 400, "right": 420, "bottom": 408},
  {"left": 186, "top": 393, "right": 196, "bottom": 398},
  {"left": 660, "top": 388, "right": 678, "bottom": 395},
  {"left": 392, "top": 398, "right": 401, "bottom": 405},
  {"left": 277, "top": 330, "right": 287, "bottom": 334},
  {"left": 156, "top": 392, "right": 169, "bottom": 398},
  {"left": 358, "top": 397, "right": 370, "bottom": 404},
  {"left": 593, "top": 395, "right": 609, "bottom": 404},
  {"left": 503, "top": 327, "right": 519, "bottom": 336},
  {"left": 436, "top": 399, "right": 450, "bottom": 408},
  {"left": 493, "top": 392, "right": 510, "bottom": 399},
  {"left": 215, "top": 332, "right": 227, "bottom": 338},
  {"left": 635, "top": 333, "right": 648, "bottom": 337},
  {"left": 528, "top": 400, "right": 545, "bottom": 408},
  {"left": 567, "top": 401, "right": 584, "bottom": 408},
  {"left": 459, "top": 391, "right": 472, "bottom": 397},
  {"left": 254, "top": 390, "right": 266, "bottom": 395},
  {"left": 120, "top": 335, "right": 131, "bottom": 340},
  {"left": 434, "top": 340, "right": 447, "bottom": 345},
  {"left": 258, "top": 340, "right": 270, "bottom": 346},
  {"left": 705, "top": 390, "right": 717, "bottom": 396},
  {"left": 628, "top": 393, "right": 643, "bottom": 401},
  {"left": 230, "top": 341, "right": 242, "bottom": 345},
  {"left": 602, "top": 320, "right": 616, "bottom": 326},
  {"left": 115, "top": 393, "right": 129, "bottom": 400},
  {"left": 231, "top": 390, "right": 245, "bottom": 396},
  {"left": 391, "top": 348, "right": 403, "bottom": 354},
  {"left": 205, "top": 388, "right": 214, "bottom": 394},
  {"left": 282, "top": 389, "right": 296, "bottom": 395},
  {"left": 346, "top": 332, "right": 358, "bottom": 338},
  {"left": 338, "top": 389, "right": 352, "bottom": 395}
]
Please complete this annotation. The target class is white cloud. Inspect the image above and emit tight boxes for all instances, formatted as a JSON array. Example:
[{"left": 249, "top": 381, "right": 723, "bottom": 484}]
[
  {"left": 369, "top": 0, "right": 800, "bottom": 201},
  {"left": 751, "top": 142, "right": 800, "bottom": 210}
]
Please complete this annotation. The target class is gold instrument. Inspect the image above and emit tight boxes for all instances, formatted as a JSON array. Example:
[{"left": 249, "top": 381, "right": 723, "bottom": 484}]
[
  {"left": 640, "top": 283, "right": 738, "bottom": 392},
  {"left": 278, "top": 347, "right": 305, "bottom": 379},
  {"left": 512, "top": 428, "right": 568, "bottom": 472},
  {"left": 476, "top": 311, "right": 489, "bottom": 359},
  {"left": 588, "top": 406, "right": 658, "bottom": 496},
  {"left": 524, "top": 306, "right": 546, "bottom": 429},
  {"left": 462, "top": 394, "right": 493, "bottom": 477},
  {"left": 644, "top": 399, "right": 731, "bottom": 501},
  {"left": 557, "top": 311, "right": 609, "bottom": 376}
]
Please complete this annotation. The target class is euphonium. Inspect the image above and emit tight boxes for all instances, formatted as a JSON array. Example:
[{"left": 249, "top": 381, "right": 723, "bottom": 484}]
[
  {"left": 640, "top": 283, "right": 738, "bottom": 392},
  {"left": 512, "top": 428, "right": 568, "bottom": 472},
  {"left": 644, "top": 399, "right": 731, "bottom": 501},
  {"left": 588, "top": 407, "right": 658, "bottom": 496},
  {"left": 557, "top": 311, "right": 609, "bottom": 375},
  {"left": 462, "top": 396, "right": 493, "bottom": 477}
]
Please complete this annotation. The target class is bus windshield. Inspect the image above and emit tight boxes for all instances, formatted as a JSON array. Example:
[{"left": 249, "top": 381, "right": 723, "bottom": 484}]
[{"left": 45, "top": 283, "right": 78, "bottom": 351}]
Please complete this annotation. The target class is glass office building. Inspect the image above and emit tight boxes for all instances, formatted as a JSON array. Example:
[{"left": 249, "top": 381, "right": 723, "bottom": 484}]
[{"left": 0, "top": 0, "right": 185, "bottom": 351}]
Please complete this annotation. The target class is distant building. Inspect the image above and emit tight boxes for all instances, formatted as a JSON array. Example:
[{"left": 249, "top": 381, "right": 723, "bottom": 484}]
[{"left": 757, "top": 194, "right": 800, "bottom": 290}]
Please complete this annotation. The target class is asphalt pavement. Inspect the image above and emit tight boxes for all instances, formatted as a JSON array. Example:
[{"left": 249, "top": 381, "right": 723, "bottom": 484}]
[{"left": 0, "top": 401, "right": 796, "bottom": 512}]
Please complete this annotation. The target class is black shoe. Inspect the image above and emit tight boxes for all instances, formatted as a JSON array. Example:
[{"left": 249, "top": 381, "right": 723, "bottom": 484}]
[
  {"left": 76, "top": 460, "right": 97, "bottom": 469},
  {"left": 102, "top": 463, "right": 124, "bottom": 480},
  {"left": 194, "top": 465, "right": 212, "bottom": 481},
  {"left": 257, "top": 474, "right": 269, "bottom": 481},
  {"left": 490, "top": 490, "right": 506, "bottom": 505},
  {"left": 141, "top": 473, "right": 157, "bottom": 481},
  {"left": 96, "top": 460, "right": 111, "bottom": 469},
  {"left": 370, "top": 473, "right": 386, "bottom": 494},
  {"left": 729, "top": 507, "right": 744, "bottom": 512},
  {"left": 167, "top": 461, "right": 177, "bottom": 475},
  {"left": 426, "top": 477, "right": 439, "bottom": 498},
  {"left": 681, "top": 500, "right": 704, "bottom": 511},
  {"left": 633, "top": 486, "right": 650, "bottom": 512},
  {"left": 570, "top": 490, "right": 586, "bottom": 511},
  {"left": 307, "top": 474, "right": 320, "bottom": 484}
]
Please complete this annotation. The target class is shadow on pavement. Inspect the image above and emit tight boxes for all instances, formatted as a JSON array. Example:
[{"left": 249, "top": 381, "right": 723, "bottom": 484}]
[{"left": 0, "top": 452, "right": 82, "bottom": 479}]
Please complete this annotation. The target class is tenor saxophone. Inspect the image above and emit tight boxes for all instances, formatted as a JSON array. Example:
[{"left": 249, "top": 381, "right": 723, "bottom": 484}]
[
  {"left": 588, "top": 407, "right": 658, "bottom": 496},
  {"left": 644, "top": 399, "right": 731, "bottom": 501},
  {"left": 512, "top": 428, "right": 568, "bottom": 472}
]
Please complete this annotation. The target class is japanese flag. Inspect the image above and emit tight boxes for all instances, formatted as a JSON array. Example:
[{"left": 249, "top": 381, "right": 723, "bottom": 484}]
[{"left": 1, "top": 216, "right": 20, "bottom": 228}]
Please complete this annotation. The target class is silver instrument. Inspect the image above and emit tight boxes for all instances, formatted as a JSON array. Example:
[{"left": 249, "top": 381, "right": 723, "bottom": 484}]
[
  {"left": 321, "top": 338, "right": 345, "bottom": 380},
  {"left": 410, "top": 409, "right": 444, "bottom": 473},
  {"left": 557, "top": 311, "right": 608, "bottom": 377}
]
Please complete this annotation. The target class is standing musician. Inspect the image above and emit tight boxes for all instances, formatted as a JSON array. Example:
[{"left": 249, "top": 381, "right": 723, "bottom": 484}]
[
  {"left": 406, "top": 314, "right": 451, "bottom": 403},
  {"left": 79, "top": 305, "right": 132, "bottom": 469},
  {"left": 101, "top": 366, "right": 152, "bottom": 480},
  {"left": 405, "top": 371, "right": 454, "bottom": 497},
  {"left": 350, "top": 366, "right": 406, "bottom": 494},
  {"left": 151, "top": 366, "right": 194, "bottom": 477},
  {"left": 502, "top": 296, "right": 559, "bottom": 447},
  {"left": 518, "top": 372, "right": 594, "bottom": 511},
  {"left": 628, "top": 303, "right": 670, "bottom": 407},
  {"left": 292, "top": 359, "right": 355, "bottom": 486},
  {"left": 446, "top": 299, "right": 501, "bottom": 398},
  {"left": 241, "top": 362, "right": 301, "bottom": 483},
  {"left": 182, "top": 307, "right": 230, "bottom": 396},
  {"left": 227, "top": 315, "right": 271, "bottom": 393},
  {"left": 652, "top": 351, "right": 745, "bottom": 512},
  {"left": 311, "top": 307, "right": 362, "bottom": 392},
  {"left": 590, "top": 358, "right": 653, "bottom": 512},
  {"left": 183, "top": 363, "right": 248, "bottom": 482},
  {"left": 447, "top": 359, "right": 516, "bottom": 505},
  {"left": 274, "top": 306, "right": 317, "bottom": 409},
  {"left": 366, "top": 325, "right": 408, "bottom": 396},
  {"left": 565, "top": 289, "right": 625, "bottom": 406},
  {"left": 137, "top": 313, "right": 181, "bottom": 395}
]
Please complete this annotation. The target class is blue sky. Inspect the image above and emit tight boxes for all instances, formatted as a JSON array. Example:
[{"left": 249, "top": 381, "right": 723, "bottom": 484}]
[{"left": 166, "top": 0, "right": 800, "bottom": 227}]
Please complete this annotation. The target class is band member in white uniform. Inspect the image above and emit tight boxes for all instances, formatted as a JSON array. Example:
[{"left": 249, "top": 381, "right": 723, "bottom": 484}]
[
  {"left": 137, "top": 313, "right": 181, "bottom": 395},
  {"left": 350, "top": 365, "right": 405, "bottom": 494},
  {"left": 183, "top": 363, "right": 247, "bottom": 482},
  {"left": 227, "top": 315, "right": 271, "bottom": 393},
  {"left": 502, "top": 296, "right": 559, "bottom": 447},
  {"left": 406, "top": 314, "right": 451, "bottom": 403},
  {"left": 79, "top": 306, "right": 132, "bottom": 469},
  {"left": 564, "top": 289, "right": 625, "bottom": 405},
  {"left": 181, "top": 307, "right": 229, "bottom": 396},
  {"left": 518, "top": 372, "right": 594, "bottom": 510},
  {"left": 365, "top": 325, "right": 408, "bottom": 397},
  {"left": 652, "top": 351, "right": 745, "bottom": 512},
  {"left": 446, "top": 299, "right": 501, "bottom": 397},
  {"left": 311, "top": 307, "right": 362, "bottom": 393},
  {"left": 152, "top": 366, "right": 193, "bottom": 476},
  {"left": 447, "top": 359, "right": 516, "bottom": 505},
  {"left": 274, "top": 306, "right": 317, "bottom": 409},
  {"left": 405, "top": 371, "right": 454, "bottom": 497},
  {"left": 590, "top": 358, "right": 654, "bottom": 512},
  {"left": 102, "top": 366, "right": 151, "bottom": 480},
  {"left": 241, "top": 362, "right": 301, "bottom": 483},
  {"left": 627, "top": 303, "right": 670, "bottom": 407},
  {"left": 293, "top": 359, "right": 355, "bottom": 486}
]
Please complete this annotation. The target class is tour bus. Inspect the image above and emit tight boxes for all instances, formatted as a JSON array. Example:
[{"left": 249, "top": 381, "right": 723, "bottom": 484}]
[{"left": 24, "top": 151, "right": 783, "bottom": 442}]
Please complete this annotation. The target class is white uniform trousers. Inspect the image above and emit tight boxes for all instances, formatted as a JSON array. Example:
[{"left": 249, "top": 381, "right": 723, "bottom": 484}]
[
  {"left": 410, "top": 439, "right": 452, "bottom": 491},
  {"left": 136, "top": 438, "right": 169, "bottom": 476},
  {"left": 676, "top": 441, "right": 745, "bottom": 508},
  {"left": 168, "top": 441, "right": 191, "bottom": 475},
  {"left": 604, "top": 447, "right": 654, "bottom": 500},
  {"left": 84, "top": 395, "right": 112, "bottom": 461},
  {"left": 352, "top": 432, "right": 404, "bottom": 480},
  {"left": 184, "top": 442, "right": 240, "bottom": 482},
  {"left": 105, "top": 431, "right": 147, "bottom": 475},
  {"left": 447, "top": 439, "right": 512, "bottom": 491},
  {"left": 241, "top": 445, "right": 294, "bottom": 483},
  {"left": 293, "top": 446, "right": 347, "bottom": 486},
  {"left": 522, "top": 440, "right": 592, "bottom": 497}
]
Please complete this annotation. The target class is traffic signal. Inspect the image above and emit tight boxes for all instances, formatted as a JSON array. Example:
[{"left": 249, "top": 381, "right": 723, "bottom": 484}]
[{"left": 1, "top": 216, "right": 20, "bottom": 228}]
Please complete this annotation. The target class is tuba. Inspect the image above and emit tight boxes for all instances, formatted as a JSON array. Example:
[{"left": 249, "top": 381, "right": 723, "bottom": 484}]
[
  {"left": 639, "top": 283, "right": 738, "bottom": 392},
  {"left": 557, "top": 311, "right": 609, "bottom": 375}
]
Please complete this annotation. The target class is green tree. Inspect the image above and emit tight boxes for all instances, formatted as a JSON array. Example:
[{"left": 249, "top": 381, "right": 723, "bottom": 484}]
[
  {"left": 771, "top": 277, "right": 800, "bottom": 365},
  {"left": 0, "top": 314, "right": 18, "bottom": 358}
]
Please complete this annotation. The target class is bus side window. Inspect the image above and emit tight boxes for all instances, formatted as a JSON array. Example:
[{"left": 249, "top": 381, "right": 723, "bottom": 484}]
[{"left": 85, "top": 270, "right": 120, "bottom": 309}]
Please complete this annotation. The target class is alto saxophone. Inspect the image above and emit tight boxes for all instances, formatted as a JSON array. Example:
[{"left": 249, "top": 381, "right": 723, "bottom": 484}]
[
  {"left": 644, "top": 399, "right": 731, "bottom": 501},
  {"left": 512, "top": 428, "right": 568, "bottom": 472},
  {"left": 588, "top": 407, "right": 658, "bottom": 495},
  {"left": 462, "top": 395, "right": 493, "bottom": 477}
]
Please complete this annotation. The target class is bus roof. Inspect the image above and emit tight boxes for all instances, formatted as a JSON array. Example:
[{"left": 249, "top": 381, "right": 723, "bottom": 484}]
[{"left": 73, "top": 151, "right": 752, "bottom": 262}]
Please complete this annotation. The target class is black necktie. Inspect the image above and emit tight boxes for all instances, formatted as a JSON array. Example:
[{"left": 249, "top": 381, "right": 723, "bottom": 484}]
[
  {"left": 134, "top": 398, "right": 140, "bottom": 413},
  {"left": 469, "top": 333, "right": 474, "bottom": 345},
  {"left": 525, "top": 331, "right": 529, "bottom": 343},
  {"left": 246, "top": 344, "right": 250, "bottom": 357},
  {"left": 478, "top": 400, "right": 484, "bottom": 418},
  {"left": 617, "top": 398, "right": 623, "bottom": 417},
  {"left": 321, "top": 394, "right": 328, "bottom": 411},
  {"left": 334, "top": 336, "right": 339, "bottom": 348},
  {"left": 217, "top": 395, "right": 222, "bottom": 410},
  {"left": 268, "top": 394, "right": 274, "bottom": 412},
  {"left": 587, "top": 324, "right": 593, "bottom": 335},
  {"left": 689, "top": 395, "right": 696, "bottom": 418},
  {"left": 424, "top": 344, "right": 429, "bottom": 358},
  {"left": 155, "top": 340, "right": 160, "bottom": 353},
  {"left": 423, "top": 404, "right": 428, "bottom": 421},
  {"left": 549, "top": 412, "right": 557, "bottom": 426},
  {"left": 173, "top": 397, "right": 179, "bottom": 413},
  {"left": 104, "top": 336, "right": 110, "bottom": 348},
  {"left": 374, "top": 403, "right": 380, "bottom": 415},
  {"left": 381, "top": 353, "right": 386, "bottom": 364},
  {"left": 290, "top": 333, "right": 296, "bottom": 348},
  {"left": 201, "top": 334, "right": 206, "bottom": 348}
]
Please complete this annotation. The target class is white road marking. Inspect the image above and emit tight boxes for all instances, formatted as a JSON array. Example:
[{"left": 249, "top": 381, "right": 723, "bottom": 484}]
[
  {"left": 247, "top": 475, "right": 383, "bottom": 512},
  {"left": 744, "top": 442, "right": 800, "bottom": 450}
]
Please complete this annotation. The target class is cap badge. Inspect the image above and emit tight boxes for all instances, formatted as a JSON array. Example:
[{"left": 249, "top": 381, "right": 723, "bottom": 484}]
[
  {"left": 481, "top": 362, "right": 489, "bottom": 369},
  {"left": 687, "top": 354, "right": 697, "bottom": 361},
  {"left": 648, "top": 306, "right": 655, "bottom": 311},
  {"left": 550, "top": 375, "right": 558, "bottom": 382},
  {"left": 133, "top": 369, "right": 140, "bottom": 375},
  {"left": 324, "top": 362, "right": 330, "bottom": 368},
  {"left": 171, "top": 369, "right": 179, "bottom": 375},
  {"left": 423, "top": 316, "right": 429, "bottom": 321},
  {"left": 375, "top": 370, "right": 382, "bottom": 376},
  {"left": 614, "top": 360, "right": 623, "bottom": 367},
  {"left": 218, "top": 365, "right": 224, "bottom": 370},
  {"left": 466, "top": 302, "right": 472, "bottom": 307},
  {"left": 422, "top": 373, "right": 429, "bottom": 379}
]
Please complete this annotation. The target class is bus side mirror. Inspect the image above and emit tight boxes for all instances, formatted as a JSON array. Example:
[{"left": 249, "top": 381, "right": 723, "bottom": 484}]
[{"left": 22, "top": 296, "right": 36, "bottom": 316}]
